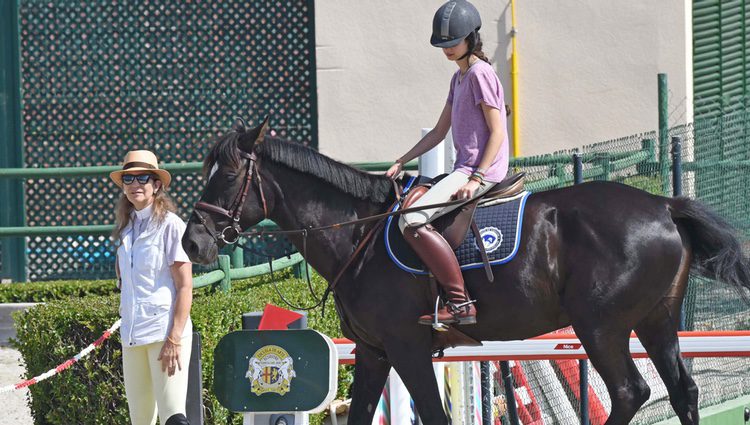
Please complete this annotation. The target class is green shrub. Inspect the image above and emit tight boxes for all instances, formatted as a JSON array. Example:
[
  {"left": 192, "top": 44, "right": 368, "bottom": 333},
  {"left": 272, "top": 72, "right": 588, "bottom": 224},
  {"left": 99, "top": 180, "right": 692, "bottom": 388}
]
[
  {"left": 0, "top": 279, "right": 117, "bottom": 303},
  {"left": 13, "top": 269, "right": 348, "bottom": 425}
]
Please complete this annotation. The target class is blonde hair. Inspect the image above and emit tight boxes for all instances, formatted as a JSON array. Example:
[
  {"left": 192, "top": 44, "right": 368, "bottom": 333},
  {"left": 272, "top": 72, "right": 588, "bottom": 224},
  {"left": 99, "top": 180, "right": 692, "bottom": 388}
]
[{"left": 112, "top": 185, "right": 177, "bottom": 244}]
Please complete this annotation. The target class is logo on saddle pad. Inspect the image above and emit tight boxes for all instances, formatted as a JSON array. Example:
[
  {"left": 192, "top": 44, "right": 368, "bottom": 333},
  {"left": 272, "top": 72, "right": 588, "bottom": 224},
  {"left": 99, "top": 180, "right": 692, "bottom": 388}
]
[
  {"left": 246, "top": 345, "right": 296, "bottom": 396},
  {"left": 476, "top": 226, "right": 503, "bottom": 253}
]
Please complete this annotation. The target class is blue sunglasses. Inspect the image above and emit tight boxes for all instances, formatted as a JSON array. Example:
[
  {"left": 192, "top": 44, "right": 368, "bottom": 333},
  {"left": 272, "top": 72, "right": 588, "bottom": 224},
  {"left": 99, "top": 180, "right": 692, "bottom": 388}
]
[{"left": 122, "top": 174, "right": 156, "bottom": 185}]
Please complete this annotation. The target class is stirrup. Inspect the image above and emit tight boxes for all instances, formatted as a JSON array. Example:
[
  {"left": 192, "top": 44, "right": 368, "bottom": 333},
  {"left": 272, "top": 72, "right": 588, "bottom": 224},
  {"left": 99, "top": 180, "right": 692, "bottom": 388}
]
[{"left": 432, "top": 297, "right": 450, "bottom": 331}]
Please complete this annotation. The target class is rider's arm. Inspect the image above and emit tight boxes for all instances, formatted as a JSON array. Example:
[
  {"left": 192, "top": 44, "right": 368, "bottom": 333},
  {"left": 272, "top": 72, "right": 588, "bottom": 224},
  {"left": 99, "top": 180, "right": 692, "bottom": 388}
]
[{"left": 475, "top": 102, "right": 506, "bottom": 172}]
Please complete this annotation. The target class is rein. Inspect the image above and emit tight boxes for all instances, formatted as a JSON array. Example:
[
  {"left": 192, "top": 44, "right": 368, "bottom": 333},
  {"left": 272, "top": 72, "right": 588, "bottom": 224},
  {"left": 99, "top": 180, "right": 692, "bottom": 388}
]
[{"left": 192, "top": 148, "right": 479, "bottom": 311}]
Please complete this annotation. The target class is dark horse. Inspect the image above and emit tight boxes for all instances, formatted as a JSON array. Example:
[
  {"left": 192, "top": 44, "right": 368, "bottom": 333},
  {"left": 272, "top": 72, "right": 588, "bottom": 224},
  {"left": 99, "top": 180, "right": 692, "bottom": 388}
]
[{"left": 183, "top": 119, "right": 750, "bottom": 424}]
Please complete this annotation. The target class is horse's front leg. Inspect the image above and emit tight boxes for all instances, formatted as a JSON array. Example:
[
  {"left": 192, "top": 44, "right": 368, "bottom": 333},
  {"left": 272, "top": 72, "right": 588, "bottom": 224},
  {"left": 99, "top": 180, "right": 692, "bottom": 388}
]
[
  {"left": 385, "top": 336, "right": 449, "bottom": 425},
  {"left": 348, "top": 342, "right": 391, "bottom": 424}
]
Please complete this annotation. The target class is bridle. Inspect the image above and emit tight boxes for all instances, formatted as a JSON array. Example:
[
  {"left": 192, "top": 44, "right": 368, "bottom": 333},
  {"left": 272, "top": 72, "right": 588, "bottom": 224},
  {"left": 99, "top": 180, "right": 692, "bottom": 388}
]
[
  {"left": 190, "top": 145, "right": 478, "bottom": 310},
  {"left": 193, "top": 150, "right": 268, "bottom": 245}
]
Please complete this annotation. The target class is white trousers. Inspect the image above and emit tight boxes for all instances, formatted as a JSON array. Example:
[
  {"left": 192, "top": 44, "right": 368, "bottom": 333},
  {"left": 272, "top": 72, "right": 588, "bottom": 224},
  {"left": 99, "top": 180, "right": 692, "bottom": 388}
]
[
  {"left": 399, "top": 171, "right": 492, "bottom": 232},
  {"left": 122, "top": 333, "right": 192, "bottom": 425}
]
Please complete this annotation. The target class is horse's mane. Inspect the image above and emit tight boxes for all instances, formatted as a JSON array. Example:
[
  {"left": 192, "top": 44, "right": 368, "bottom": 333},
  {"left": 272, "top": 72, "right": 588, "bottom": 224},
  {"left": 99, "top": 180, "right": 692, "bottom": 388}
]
[{"left": 204, "top": 132, "right": 393, "bottom": 203}]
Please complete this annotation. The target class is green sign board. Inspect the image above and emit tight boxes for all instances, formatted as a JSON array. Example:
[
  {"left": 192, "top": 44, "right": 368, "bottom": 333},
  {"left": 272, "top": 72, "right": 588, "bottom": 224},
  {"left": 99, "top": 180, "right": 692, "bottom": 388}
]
[{"left": 214, "top": 330, "right": 338, "bottom": 413}]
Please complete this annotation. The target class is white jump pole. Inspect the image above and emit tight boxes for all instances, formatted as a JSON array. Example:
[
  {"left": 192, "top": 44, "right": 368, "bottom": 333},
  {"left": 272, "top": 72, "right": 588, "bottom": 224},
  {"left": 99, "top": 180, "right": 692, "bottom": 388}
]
[
  {"left": 419, "top": 128, "right": 454, "bottom": 178},
  {"left": 389, "top": 369, "right": 413, "bottom": 425}
]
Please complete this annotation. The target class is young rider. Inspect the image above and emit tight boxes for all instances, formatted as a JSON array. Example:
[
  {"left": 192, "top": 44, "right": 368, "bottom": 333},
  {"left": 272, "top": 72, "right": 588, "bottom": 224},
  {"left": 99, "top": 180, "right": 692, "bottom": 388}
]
[{"left": 386, "top": 0, "right": 509, "bottom": 326}]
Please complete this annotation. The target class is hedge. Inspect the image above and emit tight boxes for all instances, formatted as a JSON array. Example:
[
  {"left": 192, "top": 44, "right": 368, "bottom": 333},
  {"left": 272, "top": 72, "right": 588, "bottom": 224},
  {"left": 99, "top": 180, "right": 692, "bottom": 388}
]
[
  {"left": 0, "top": 279, "right": 117, "bottom": 303},
  {"left": 12, "top": 269, "right": 349, "bottom": 425}
]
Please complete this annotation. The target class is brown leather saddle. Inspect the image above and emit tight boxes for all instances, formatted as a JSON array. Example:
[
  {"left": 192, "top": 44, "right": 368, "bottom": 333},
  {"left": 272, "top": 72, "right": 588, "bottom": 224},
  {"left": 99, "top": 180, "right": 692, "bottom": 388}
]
[{"left": 400, "top": 172, "right": 526, "bottom": 281}]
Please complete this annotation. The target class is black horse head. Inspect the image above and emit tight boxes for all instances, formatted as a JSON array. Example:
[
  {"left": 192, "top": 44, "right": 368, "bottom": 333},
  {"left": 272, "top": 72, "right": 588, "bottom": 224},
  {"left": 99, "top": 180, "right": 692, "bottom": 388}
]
[
  {"left": 183, "top": 116, "right": 394, "bottom": 266},
  {"left": 182, "top": 117, "right": 270, "bottom": 264}
]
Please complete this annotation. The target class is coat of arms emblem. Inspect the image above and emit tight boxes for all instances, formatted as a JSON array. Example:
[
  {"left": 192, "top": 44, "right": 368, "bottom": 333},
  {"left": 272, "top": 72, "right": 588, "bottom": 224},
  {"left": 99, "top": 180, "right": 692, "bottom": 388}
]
[{"left": 246, "top": 345, "right": 297, "bottom": 396}]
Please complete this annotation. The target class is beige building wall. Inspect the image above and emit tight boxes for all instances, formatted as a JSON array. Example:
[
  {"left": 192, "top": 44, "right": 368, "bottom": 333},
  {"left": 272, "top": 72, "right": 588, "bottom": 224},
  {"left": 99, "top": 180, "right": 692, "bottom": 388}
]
[{"left": 315, "top": 1, "right": 691, "bottom": 161}]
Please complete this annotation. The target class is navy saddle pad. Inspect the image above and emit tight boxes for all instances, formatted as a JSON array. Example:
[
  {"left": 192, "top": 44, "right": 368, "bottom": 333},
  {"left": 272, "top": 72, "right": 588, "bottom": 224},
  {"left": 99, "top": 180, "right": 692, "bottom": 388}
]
[{"left": 385, "top": 177, "right": 531, "bottom": 275}]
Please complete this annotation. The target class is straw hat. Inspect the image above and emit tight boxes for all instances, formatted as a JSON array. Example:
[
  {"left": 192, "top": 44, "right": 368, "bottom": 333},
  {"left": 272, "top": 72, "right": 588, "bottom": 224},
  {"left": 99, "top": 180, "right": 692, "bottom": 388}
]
[{"left": 109, "top": 150, "right": 172, "bottom": 188}]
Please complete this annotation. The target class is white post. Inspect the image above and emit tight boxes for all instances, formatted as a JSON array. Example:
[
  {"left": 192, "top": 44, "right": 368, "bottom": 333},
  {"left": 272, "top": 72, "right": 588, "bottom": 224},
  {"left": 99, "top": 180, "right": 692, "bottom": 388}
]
[
  {"left": 389, "top": 368, "right": 414, "bottom": 425},
  {"left": 419, "top": 128, "right": 455, "bottom": 177}
]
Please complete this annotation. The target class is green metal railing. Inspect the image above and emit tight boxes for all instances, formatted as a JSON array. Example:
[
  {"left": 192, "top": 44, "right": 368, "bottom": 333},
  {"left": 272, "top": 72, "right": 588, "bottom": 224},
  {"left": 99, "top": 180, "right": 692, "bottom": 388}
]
[{"left": 192, "top": 253, "right": 305, "bottom": 291}]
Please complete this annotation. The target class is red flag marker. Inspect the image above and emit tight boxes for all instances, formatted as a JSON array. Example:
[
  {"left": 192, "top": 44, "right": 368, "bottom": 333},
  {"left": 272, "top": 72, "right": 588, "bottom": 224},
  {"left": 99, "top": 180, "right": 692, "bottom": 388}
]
[{"left": 258, "top": 304, "right": 304, "bottom": 330}]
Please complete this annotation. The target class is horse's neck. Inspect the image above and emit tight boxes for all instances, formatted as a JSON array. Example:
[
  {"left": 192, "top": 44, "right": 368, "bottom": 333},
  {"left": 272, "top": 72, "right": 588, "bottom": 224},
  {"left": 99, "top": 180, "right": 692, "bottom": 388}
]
[{"left": 268, "top": 167, "right": 387, "bottom": 281}]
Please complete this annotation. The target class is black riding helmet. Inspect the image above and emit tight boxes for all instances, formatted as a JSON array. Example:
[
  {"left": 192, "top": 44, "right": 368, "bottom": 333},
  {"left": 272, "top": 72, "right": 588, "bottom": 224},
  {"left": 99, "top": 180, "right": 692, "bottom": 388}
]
[{"left": 430, "top": 0, "right": 482, "bottom": 48}]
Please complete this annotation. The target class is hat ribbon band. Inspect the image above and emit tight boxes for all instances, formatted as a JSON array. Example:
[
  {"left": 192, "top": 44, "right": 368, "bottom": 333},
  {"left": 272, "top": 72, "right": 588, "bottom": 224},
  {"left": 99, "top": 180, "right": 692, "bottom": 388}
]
[{"left": 123, "top": 161, "right": 157, "bottom": 170}]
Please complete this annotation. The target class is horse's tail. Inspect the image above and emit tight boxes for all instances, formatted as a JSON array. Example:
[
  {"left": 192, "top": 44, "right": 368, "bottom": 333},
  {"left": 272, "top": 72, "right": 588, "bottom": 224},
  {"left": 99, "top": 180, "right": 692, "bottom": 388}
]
[{"left": 669, "top": 196, "right": 750, "bottom": 303}]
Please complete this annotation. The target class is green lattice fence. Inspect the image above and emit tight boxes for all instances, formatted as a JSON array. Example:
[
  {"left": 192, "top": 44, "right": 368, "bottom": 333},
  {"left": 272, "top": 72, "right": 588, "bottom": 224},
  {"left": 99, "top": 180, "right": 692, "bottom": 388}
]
[{"left": 16, "top": 0, "right": 316, "bottom": 280}]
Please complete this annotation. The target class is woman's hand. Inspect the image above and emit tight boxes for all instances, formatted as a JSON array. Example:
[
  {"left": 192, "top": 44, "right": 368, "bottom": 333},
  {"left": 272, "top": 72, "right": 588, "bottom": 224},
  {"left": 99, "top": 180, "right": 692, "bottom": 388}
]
[
  {"left": 453, "top": 180, "right": 481, "bottom": 200},
  {"left": 158, "top": 338, "right": 182, "bottom": 376},
  {"left": 385, "top": 161, "right": 403, "bottom": 179}
]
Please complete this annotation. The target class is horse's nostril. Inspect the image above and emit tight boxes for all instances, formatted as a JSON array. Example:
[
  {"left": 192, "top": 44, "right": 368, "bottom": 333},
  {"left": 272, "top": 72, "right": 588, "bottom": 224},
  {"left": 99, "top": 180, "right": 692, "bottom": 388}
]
[{"left": 184, "top": 238, "right": 198, "bottom": 257}]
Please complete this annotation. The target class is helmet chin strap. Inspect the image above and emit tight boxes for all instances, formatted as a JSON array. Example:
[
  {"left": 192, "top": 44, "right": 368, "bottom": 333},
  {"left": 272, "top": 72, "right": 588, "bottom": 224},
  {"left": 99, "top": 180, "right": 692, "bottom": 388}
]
[{"left": 457, "top": 31, "right": 477, "bottom": 62}]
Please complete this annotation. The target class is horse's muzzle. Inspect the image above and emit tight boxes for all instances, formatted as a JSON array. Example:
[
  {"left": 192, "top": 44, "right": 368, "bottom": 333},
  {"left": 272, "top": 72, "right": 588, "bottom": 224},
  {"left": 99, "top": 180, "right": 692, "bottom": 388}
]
[{"left": 181, "top": 228, "right": 219, "bottom": 265}]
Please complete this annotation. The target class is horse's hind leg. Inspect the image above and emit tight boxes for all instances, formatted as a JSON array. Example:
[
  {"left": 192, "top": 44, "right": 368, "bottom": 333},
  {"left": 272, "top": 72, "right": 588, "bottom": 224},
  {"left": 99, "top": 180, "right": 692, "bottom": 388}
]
[
  {"left": 635, "top": 300, "right": 699, "bottom": 424},
  {"left": 348, "top": 343, "right": 392, "bottom": 424},
  {"left": 575, "top": 326, "right": 651, "bottom": 424},
  {"left": 635, "top": 227, "right": 699, "bottom": 424}
]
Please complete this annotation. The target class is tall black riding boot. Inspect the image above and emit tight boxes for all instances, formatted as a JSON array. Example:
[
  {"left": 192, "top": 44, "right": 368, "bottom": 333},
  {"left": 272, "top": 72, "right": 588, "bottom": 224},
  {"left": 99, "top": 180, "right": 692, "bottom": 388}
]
[
  {"left": 165, "top": 413, "right": 190, "bottom": 425},
  {"left": 403, "top": 224, "right": 476, "bottom": 325}
]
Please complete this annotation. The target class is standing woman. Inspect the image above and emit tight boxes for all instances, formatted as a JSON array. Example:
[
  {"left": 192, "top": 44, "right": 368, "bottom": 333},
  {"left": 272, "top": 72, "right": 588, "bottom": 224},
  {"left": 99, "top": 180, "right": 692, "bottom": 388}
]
[
  {"left": 386, "top": 0, "right": 509, "bottom": 326},
  {"left": 111, "top": 150, "right": 193, "bottom": 425}
]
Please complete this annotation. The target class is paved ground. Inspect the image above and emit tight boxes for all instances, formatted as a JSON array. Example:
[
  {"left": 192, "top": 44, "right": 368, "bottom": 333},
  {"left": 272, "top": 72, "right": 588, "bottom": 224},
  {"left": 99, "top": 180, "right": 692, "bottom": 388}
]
[{"left": 0, "top": 346, "right": 33, "bottom": 425}]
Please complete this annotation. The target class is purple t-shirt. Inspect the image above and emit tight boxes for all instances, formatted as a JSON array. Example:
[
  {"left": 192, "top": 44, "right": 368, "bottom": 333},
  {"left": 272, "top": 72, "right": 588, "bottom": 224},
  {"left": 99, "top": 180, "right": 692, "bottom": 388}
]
[{"left": 446, "top": 60, "right": 509, "bottom": 183}]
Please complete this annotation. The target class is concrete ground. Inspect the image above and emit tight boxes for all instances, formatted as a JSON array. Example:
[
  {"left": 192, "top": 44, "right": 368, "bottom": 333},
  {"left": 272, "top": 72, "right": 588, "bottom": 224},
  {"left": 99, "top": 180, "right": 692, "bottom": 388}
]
[{"left": 0, "top": 346, "right": 33, "bottom": 424}]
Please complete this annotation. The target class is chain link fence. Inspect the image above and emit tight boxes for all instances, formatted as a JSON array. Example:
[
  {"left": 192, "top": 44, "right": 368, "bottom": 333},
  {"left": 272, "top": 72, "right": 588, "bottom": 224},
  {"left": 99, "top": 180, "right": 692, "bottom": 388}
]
[{"left": 485, "top": 111, "right": 750, "bottom": 424}]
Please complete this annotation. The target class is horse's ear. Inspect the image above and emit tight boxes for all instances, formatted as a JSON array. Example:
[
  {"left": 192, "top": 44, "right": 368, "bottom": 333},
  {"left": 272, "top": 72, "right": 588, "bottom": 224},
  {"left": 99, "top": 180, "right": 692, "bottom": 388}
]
[
  {"left": 253, "top": 115, "right": 270, "bottom": 145},
  {"left": 238, "top": 115, "right": 270, "bottom": 153}
]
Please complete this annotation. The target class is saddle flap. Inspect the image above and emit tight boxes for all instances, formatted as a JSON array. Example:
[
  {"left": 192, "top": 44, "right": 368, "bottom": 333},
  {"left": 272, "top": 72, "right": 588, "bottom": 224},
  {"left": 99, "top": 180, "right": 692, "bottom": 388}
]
[
  {"left": 482, "top": 172, "right": 526, "bottom": 200},
  {"left": 433, "top": 203, "right": 478, "bottom": 249}
]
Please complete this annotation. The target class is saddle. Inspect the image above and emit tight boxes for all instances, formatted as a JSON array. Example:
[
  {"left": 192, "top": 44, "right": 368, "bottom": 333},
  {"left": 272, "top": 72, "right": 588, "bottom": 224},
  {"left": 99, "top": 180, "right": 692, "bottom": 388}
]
[{"left": 400, "top": 172, "right": 526, "bottom": 280}]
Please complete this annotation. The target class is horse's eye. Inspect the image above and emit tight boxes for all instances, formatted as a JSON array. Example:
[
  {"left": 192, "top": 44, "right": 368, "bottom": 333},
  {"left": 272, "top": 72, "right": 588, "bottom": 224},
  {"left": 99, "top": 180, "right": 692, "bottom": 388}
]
[{"left": 226, "top": 173, "right": 238, "bottom": 183}]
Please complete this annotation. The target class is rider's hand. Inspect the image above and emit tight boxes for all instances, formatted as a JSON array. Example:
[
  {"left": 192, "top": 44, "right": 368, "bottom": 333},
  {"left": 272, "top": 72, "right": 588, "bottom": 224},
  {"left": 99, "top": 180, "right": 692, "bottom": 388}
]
[
  {"left": 385, "top": 161, "right": 403, "bottom": 179},
  {"left": 453, "top": 180, "right": 481, "bottom": 200}
]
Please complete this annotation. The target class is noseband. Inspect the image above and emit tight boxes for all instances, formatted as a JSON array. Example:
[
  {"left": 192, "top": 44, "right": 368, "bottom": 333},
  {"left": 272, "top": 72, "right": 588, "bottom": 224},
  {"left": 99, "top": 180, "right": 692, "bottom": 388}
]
[{"left": 193, "top": 150, "right": 268, "bottom": 245}]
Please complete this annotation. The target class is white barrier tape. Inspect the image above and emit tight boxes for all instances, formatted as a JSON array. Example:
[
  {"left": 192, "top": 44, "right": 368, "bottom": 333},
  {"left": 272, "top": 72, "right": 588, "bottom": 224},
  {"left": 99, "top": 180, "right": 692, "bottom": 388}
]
[
  {"left": 334, "top": 332, "right": 750, "bottom": 364},
  {"left": 1, "top": 319, "right": 121, "bottom": 394}
]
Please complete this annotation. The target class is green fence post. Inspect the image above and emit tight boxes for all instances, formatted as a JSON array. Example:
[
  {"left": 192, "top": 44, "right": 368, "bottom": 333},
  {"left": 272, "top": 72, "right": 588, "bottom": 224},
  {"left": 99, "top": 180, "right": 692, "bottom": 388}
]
[
  {"left": 0, "top": 0, "right": 26, "bottom": 282},
  {"left": 658, "top": 74, "right": 670, "bottom": 195},
  {"left": 218, "top": 255, "right": 232, "bottom": 293},
  {"left": 637, "top": 138, "right": 658, "bottom": 175},
  {"left": 231, "top": 245, "right": 244, "bottom": 269},
  {"left": 596, "top": 153, "right": 612, "bottom": 181}
]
